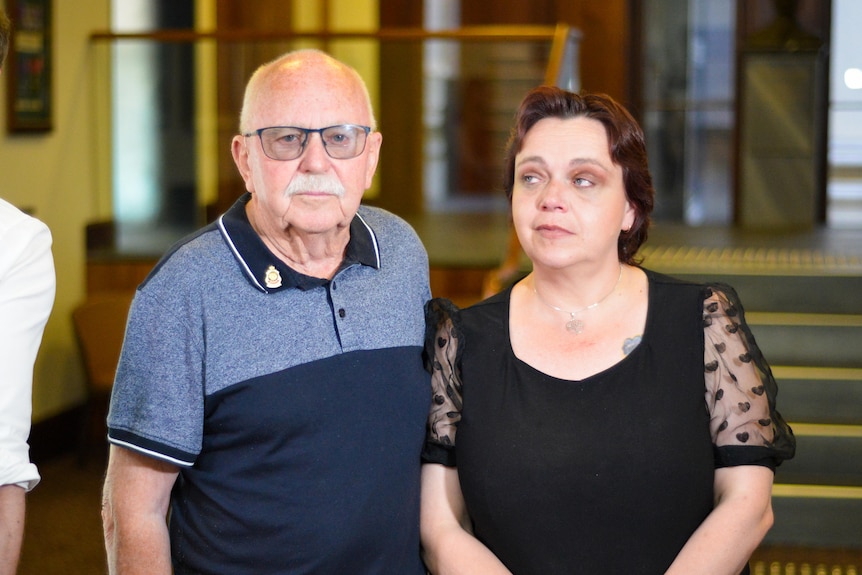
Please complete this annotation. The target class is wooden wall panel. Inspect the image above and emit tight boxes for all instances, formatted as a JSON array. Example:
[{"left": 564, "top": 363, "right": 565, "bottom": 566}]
[
  {"left": 375, "top": 0, "right": 425, "bottom": 215},
  {"left": 553, "top": 0, "right": 631, "bottom": 104},
  {"left": 214, "top": 0, "right": 299, "bottom": 216},
  {"left": 449, "top": 0, "right": 633, "bottom": 201},
  {"left": 460, "top": 0, "right": 631, "bottom": 102}
]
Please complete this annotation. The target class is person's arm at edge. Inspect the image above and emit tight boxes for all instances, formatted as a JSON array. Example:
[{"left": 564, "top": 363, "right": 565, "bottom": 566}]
[
  {"left": 102, "top": 445, "right": 179, "bottom": 575},
  {"left": 0, "top": 485, "right": 25, "bottom": 575},
  {"left": 0, "top": 212, "right": 54, "bottom": 573},
  {"left": 665, "top": 465, "right": 774, "bottom": 575},
  {"left": 420, "top": 463, "right": 512, "bottom": 575}
]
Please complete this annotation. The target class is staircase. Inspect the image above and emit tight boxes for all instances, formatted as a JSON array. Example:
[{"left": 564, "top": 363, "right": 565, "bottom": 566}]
[{"left": 642, "top": 243, "right": 862, "bottom": 570}]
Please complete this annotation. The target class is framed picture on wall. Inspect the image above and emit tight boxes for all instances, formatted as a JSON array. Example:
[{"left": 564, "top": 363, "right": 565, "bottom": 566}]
[{"left": 5, "top": 0, "right": 52, "bottom": 132}]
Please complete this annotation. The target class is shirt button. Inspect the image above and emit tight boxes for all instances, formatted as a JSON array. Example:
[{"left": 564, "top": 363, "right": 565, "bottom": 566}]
[{"left": 338, "top": 308, "right": 346, "bottom": 318}]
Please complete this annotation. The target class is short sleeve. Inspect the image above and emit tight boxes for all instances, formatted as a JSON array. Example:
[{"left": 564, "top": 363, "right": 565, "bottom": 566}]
[
  {"left": 703, "top": 284, "right": 796, "bottom": 470},
  {"left": 421, "top": 298, "right": 464, "bottom": 467},
  {"left": 0, "top": 208, "right": 54, "bottom": 491},
  {"left": 107, "top": 288, "right": 204, "bottom": 467}
]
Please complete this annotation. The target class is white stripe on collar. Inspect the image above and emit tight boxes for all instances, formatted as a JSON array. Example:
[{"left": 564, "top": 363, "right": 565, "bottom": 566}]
[
  {"left": 354, "top": 211, "right": 381, "bottom": 269},
  {"left": 217, "top": 214, "right": 269, "bottom": 293}
]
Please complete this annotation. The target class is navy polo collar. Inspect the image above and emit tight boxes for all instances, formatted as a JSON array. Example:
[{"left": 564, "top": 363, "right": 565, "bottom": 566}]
[{"left": 217, "top": 193, "right": 381, "bottom": 293}]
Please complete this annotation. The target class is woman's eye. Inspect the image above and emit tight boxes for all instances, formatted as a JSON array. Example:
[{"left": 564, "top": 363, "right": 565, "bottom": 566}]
[{"left": 574, "top": 177, "right": 594, "bottom": 187}]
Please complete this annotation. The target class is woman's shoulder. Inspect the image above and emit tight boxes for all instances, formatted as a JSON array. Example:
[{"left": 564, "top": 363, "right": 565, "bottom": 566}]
[
  {"left": 428, "top": 286, "right": 510, "bottom": 317},
  {"left": 461, "top": 286, "right": 511, "bottom": 327},
  {"left": 642, "top": 267, "right": 734, "bottom": 301},
  {"left": 425, "top": 288, "right": 510, "bottom": 348},
  {"left": 643, "top": 267, "right": 700, "bottom": 288}
]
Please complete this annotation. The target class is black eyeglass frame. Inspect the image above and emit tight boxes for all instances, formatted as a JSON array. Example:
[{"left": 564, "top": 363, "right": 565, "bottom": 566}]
[{"left": 242, "top": 124, "right": 372, "bottom": 161}]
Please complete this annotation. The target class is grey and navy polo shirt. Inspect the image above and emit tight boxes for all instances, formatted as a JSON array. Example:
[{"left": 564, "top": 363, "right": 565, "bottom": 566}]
[{"left": 107, "top": 193, "right": 431, "bottom": 574}]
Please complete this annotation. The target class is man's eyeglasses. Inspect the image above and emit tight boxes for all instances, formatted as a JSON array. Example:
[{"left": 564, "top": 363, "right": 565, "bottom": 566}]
[{"left": 243, "top": 124, "right": 371, "bottom": 161}]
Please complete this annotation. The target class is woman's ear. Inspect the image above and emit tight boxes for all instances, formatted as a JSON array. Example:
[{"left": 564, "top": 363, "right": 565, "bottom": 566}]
[{"left": 622, "top": 200, "right": 636, "bottom": 232}]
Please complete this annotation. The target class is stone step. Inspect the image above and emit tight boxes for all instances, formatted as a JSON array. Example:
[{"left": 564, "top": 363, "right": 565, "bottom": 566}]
[
  {"left": 774, "top": 424, "right": 862, "bottom": 487},
  {"left": 765, "top": 488, "right": 862, "bottom": 549},
  {"left": 661, "top": 271, "right": 862, "bottom": 315},
  {"left": 746, "top": 313, "right": 862, "bottom": 368},
  {"left": 774, "top": 367, "right": 862, "bottom": 425}
]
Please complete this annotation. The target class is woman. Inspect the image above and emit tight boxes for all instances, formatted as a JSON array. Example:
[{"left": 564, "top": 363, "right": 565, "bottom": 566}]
[{"left": 420, "top": 87, "right": 795, "bottom": 574}]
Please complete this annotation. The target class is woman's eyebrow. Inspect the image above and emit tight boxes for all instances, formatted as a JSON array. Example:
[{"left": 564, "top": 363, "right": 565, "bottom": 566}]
[{"left": 568, "top": 157, "right": 611, "bottom": 172}]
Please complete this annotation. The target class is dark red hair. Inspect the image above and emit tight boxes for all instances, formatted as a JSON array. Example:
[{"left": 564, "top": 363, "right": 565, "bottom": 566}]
[{"left": 503, "top": 86, "right": 654, "bottom": 264}]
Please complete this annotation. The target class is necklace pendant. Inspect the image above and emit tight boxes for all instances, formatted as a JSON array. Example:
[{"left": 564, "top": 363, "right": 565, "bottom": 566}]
[{"left": 566, "top": 318, "right": 585, "bottom": 334}]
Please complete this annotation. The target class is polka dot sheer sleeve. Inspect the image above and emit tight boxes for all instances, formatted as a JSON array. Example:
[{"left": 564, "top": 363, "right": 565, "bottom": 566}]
[
  {"left": 703, "top": 284, "right": 796, "bottom": 469},
  {"left": 421, "top": 298, "right": 464, "bottom": 466}
]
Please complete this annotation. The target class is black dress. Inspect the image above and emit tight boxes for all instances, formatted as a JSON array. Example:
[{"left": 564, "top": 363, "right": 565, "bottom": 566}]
[{"left": 422, "top": 269, "right": 795, "bottom": 575}]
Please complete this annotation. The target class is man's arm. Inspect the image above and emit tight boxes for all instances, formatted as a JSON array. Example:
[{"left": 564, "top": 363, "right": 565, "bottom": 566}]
[
  {"left": 0, "top": 485, "right": 25, "bottom": 575},
  {"left": 102, "top": 445, "right": 179, "bottom": 575}
]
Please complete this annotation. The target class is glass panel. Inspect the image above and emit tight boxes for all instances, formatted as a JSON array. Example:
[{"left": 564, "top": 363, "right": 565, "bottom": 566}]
[
  {"left": 642, "top": 0, "right": 735, "bottom": 225},
  {"left": 684, "top": 0, "right": 734, "bottom": 224},
  {"left": 112, "top": 0, "right": 198, "bottom": 254},
  {"left": 642, "top": 0, "right": 689, "bottom": 222},
  {"left": 828, "top": 0, "right": 862, "bottom": 228}
]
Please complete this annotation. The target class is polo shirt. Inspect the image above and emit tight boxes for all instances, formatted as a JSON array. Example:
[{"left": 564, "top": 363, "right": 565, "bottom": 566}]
[{"left": 107, "top": 193, "right": 431, "bottom": 574}]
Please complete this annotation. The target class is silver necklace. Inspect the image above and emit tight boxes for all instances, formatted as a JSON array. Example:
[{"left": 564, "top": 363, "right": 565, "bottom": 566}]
[{"left": 533, "top": 265, "right": 623, "bottom": 334}]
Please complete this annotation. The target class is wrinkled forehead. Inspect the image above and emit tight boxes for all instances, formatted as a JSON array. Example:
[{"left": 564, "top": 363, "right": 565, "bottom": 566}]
[{"left": 247, "top": 62, "right": 370, "bottom": 129}]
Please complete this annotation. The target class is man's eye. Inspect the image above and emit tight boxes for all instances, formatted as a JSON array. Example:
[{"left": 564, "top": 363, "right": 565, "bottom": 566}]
[
  {"left": 279, "top": 134, "right": 301, "bottom": 144},
  {"left": 326, "top": 131, "right": 353, "bottom": 145}
]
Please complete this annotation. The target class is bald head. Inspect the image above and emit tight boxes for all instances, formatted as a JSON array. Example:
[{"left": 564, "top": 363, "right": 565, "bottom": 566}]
[{"left": 239, "top": 49, "right": 376, "bottom": 135}]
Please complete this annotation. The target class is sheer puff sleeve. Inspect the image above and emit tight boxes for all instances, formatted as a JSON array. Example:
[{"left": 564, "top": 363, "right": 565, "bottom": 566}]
[
  {"left": 421, "top": 298, "right": 464, "bottom": 467},
  {"left": 703, "top": 284, "right": 796, "bottom": 470}
]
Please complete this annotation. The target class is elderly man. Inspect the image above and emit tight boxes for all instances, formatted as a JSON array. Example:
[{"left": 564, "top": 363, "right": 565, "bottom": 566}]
[{"left": 102, "top": 50, "right": 431, "bottom": 574}]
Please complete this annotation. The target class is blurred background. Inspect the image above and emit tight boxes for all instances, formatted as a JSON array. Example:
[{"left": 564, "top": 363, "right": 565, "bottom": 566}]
[{"left": 1, "top": 1, "right": 859, "bottom": 573}]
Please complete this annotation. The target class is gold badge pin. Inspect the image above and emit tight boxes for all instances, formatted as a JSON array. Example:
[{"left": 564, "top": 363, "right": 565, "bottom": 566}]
[{"left": 264, "top": 265, "right": 283, "bottom": 289}]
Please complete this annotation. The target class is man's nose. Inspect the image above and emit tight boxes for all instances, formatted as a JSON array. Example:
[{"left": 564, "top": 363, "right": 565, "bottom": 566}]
[{"left": 298, "top": 132, "right": 331, "bottom": 170}]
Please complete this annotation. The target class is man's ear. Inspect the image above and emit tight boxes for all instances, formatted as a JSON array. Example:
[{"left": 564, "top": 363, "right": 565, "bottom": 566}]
[
  {"left": 231, "top": 135, "right": 255, "bottom": 193},
  {"left": 363, "top": 131, "right": 382, "bottom": 190}
]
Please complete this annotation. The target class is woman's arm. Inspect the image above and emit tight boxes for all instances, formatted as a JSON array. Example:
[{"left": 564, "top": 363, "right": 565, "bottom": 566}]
[
  {"left": 665, "top": 465, "right": 774, "bottom": 575},
  {"left": 102, "top": 445, "right": 179, "bottom": 575},
  {"left": 420, "top": 463, "right": 513, "bottom": 575}
]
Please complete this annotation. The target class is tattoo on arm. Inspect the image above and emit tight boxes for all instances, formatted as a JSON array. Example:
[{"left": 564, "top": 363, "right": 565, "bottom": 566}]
[{"left": 623, "top": 335, "right": 642, "bottom": 356}]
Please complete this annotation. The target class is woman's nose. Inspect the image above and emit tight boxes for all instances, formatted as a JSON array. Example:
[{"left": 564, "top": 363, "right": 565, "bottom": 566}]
[{"left": 539, "top": 179, "right": 566, "bottom": 211}]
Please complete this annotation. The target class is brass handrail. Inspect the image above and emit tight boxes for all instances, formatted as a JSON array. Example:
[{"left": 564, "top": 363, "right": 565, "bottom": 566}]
[{"left": 90, "top": 25, "right": 563, "bottom": 43}]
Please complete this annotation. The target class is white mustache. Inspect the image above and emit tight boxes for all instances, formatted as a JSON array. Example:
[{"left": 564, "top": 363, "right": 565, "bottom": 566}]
[{"left": 284, "top": 174, "right": 346, "bottom": 198}]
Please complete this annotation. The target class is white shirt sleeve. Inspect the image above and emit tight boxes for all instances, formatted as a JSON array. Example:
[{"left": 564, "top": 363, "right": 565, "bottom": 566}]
[{"left": 0, "top": 198, "right": 56, "bottom": 491}]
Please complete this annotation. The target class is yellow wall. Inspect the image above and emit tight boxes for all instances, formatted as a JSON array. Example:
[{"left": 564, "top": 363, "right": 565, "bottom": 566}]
[{"left": 0, "top": 0, "right": 112, "bottom": 421}]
